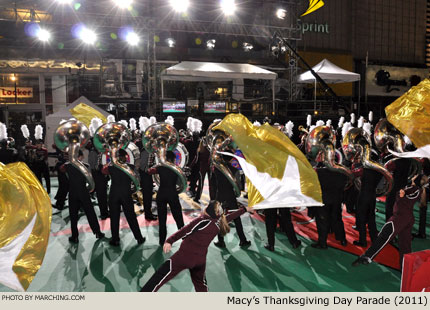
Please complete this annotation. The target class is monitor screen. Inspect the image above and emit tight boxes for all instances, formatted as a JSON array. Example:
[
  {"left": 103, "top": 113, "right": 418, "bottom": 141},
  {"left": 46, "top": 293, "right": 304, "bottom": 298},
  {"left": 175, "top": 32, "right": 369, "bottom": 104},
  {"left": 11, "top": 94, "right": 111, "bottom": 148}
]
[
  {"left": 162, "top": 101, "right": 186, "bottom": 113},
  {"left": 204, "top": 101, "right": 225, "bottom": 113}
]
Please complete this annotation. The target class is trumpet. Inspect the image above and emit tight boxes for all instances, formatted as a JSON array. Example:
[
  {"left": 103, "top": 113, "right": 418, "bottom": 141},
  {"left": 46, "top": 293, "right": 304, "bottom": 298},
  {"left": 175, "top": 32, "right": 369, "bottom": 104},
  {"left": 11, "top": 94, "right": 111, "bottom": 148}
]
[
  {"left": 93, "top": 122, "right": 141, "bottom": 192},
  {"left": 142, "top": 122, "right": 187, "bottom": 193},
  {"left": 54, "top": 120, "right": 95, "bottom": 192},
  {"left": 306, "top": 125, "right": 354, "bottom": 189}
]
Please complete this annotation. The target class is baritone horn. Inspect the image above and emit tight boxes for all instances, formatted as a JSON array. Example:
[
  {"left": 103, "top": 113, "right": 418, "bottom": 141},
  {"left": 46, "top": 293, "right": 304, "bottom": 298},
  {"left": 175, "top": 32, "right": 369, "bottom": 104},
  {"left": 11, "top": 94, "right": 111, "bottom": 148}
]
[
  {"left": 142, "top": 122, "right": 187, "bottom": 193},
  {"left": 54, "top": 119, "right": 95, "bottom": 192},
  {"left": 306, "top": 125, "right": 353, "bottom": 189},
  {"left": 342, "top": 127, "right": 393, "bottom": 197},
  {"left": 93, "top": 122, "right": 141, "bottom": 192},
  {"left": 205, "top": 121, "right": 241, "bottom": 197}
]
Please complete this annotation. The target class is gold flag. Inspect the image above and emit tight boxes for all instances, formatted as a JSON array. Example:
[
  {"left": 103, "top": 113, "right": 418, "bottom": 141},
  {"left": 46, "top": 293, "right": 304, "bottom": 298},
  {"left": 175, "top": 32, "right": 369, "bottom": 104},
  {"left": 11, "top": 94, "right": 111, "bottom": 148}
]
[
  {"left": 385, "top": 79, "right": 430, "bottom": 148},
  {"left": 0, "top": 162, "right": 52, "bottom": 291},
  {"left": 214, "top": 114, "right": 322, "bottom": 209},
  {"left": 69, "top": 103, "right": 107, "bottom": 127}
]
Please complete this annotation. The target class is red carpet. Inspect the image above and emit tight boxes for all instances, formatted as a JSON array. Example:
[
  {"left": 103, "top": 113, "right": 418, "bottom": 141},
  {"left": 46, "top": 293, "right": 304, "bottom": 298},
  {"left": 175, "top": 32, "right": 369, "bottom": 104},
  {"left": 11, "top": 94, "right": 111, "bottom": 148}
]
[{"left": 252, "top": 206, "right": 400, "bottom": 270}]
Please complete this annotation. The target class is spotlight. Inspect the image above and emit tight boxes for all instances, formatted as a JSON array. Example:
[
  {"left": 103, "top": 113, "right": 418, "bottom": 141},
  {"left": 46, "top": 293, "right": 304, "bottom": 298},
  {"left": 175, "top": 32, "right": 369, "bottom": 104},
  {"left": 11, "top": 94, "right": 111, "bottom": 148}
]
[
  {"left": 10, "top": 75, "right": 17, "bottom": 82},
  {"left": 243, "top": 42, "right": 253, "bottom": 51},
  {"left": 79, "top": 27, "right": 97, "bottom": 44},
  {"left": 170, "top": 0, "right": 189, "bottom": 13},
  {"left": 206, "top": 39, "right": 216, "bottom": 50},
  {"left": 220, "top": 0, "right": 236, "bottom": 16},
  {"left": 271, "top": 45, "right": 280, "bottom": 57},
  {"left": 276, "top": 8, "right": 287, "bottom": 19},
  {"left": 56, "top": 0, "right": 73, "bottom": 4},
  {"left": 36, "top": 28, "right": 51, "bottom": 42},
  {"left": 166, "top": 38, "right": 176, "bottom": 47},
  {"left": 113, "top": 0, "right": 132, "bottom": 9},
  {"left": 126, "top": 31, "right": 140, "bottom": 46}
]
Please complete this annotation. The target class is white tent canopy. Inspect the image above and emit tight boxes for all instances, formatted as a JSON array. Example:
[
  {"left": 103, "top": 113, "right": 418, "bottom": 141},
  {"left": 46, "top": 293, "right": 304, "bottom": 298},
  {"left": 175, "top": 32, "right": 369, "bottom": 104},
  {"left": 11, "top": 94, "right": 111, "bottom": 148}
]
[
  {"left": 297, "top": 59, "right": 360, "bottom": 84},
  {"left": 161, "top": 61, "right": 277, "bottom": 82},
  {"left": 161, "top": 61, "right": 277, "bottom": 108},
  {"left": 45, "top": 96, "right": 111, "bottom": 165}
]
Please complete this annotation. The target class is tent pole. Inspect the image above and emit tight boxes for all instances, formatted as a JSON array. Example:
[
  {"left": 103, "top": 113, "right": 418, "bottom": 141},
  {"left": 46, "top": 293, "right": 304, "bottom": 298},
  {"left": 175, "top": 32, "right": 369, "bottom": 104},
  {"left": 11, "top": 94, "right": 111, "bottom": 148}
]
[
  {"left": 314, "top": 79, "right": 316, "bottom": 113},
  {"left": 272, "top": 80, "right": 275, "bottom": 116},
  {"left": 161, "top": 79, "right": 164, "bottom": 99}
]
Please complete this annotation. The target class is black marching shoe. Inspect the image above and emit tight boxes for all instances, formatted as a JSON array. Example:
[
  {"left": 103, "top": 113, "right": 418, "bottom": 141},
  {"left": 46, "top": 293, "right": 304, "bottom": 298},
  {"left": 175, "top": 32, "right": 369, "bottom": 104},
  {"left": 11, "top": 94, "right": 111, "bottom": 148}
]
[
  {"left": 412, "top": 233, "right": 426, "bottom": 239},
  {"left": 352, "top": 256, "right": 371, "bottom": 266},
  {"left": 137, "top": 237, "right": 146, "bottom": 245},
  {"left": 95, "top": 232, "right": 105, "bottom": 239},
  {"left": 109, "top": 239, "right": 120, "bottom": 246},
  {"left": 100, "top": 214, "right": 109, "bottom": 220},
  {"left": 145, "top": 214, "right": 158, "bottom": 221},
  {"left": 239, "top": 240, "right": 251, "bottom": 248},
  {"left": 340, "top": 239, "right": 348, "bottom": 246},
  {"left": 292, "top": 240, "right": 302, "bottom": 249},
  {"left": 214, "top": 240, "right": 226, "bottom": 248},
  {"left": 69, "top": 236, "right": 79, "bottom": 244},
  {"left": 264, "top": 244, "right": 275, "bottom": 252},
  {"left": 311, "top": 242, "right": 327, "bottom": 249},
  {"left": 353, "top": 240, "right": 367, "bottom": 247}
]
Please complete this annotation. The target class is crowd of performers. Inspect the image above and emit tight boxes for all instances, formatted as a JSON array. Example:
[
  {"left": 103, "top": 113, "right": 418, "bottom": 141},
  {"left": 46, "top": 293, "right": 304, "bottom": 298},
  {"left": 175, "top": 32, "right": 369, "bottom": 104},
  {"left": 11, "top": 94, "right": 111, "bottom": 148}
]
[{"left": 0, "top": 111, "right": 429, "bottom": 292}]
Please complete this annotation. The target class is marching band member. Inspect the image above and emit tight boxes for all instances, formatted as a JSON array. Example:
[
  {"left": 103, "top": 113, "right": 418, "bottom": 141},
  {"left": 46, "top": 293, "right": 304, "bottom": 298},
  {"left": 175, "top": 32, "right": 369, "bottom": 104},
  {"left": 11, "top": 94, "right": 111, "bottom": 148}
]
[{"left": 29, "top": 125, "right": 51, "bottom": 194}]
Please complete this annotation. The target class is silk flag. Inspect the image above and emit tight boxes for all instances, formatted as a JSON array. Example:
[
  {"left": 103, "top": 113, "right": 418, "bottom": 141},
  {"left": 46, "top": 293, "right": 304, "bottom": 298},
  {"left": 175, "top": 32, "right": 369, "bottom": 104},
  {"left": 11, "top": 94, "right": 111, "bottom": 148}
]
[
  {"left": 0, "top": 162, "right": 52, "bottom": 291},
  {"left": 214, "top": 114, "right": 323, "bottom": 210},
  {"left": 385, "top": 79, "right": 430, "bottom": 158},
  {"left": 69, "top": 103, "right": 108, "bottom": 127}
]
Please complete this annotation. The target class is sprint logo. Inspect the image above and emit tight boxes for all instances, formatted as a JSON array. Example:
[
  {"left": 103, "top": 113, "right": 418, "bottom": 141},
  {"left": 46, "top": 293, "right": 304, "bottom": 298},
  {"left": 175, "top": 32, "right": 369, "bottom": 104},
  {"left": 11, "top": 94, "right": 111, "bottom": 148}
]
[{"left": 301, "top": 0, "right": 325, "bottom": 16}]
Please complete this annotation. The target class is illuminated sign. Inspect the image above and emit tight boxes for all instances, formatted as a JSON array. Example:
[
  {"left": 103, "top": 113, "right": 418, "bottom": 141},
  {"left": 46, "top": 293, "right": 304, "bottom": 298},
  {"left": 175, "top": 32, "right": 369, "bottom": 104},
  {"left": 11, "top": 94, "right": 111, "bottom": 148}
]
[
  {"left": 301, "top": 0, "right": 325, "bottom": 17},
  {"left": 0, "top": 87, "right": 33, "bottom": 98},
  {"left": 298, "top": 22, "right": 329, "bottom": 34}
]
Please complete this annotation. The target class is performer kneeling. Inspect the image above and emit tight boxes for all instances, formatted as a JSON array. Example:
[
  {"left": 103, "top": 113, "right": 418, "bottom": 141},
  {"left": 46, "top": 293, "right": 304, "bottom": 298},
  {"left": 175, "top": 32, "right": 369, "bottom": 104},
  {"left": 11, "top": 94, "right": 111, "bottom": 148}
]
[
  {"left": 140, "top": 201, "right": 253, "bottom": 292},
  {"left": 352, "top": 174, "right": 428, "bottom": 267}
]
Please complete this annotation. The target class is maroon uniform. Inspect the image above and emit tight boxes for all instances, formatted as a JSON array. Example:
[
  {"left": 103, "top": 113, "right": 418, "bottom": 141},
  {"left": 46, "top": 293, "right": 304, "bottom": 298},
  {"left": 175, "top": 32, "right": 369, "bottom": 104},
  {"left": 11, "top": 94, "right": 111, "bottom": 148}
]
[{"left": 140, "top": 207, "right": 246, "bottom": 292}]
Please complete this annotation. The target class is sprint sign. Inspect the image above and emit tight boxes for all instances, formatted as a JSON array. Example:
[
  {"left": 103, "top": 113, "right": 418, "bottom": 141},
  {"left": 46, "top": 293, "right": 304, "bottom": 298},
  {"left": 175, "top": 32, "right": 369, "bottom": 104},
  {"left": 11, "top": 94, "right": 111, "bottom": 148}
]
[{"left": 0, "top": 87, "right": 33, "bottom": 98}]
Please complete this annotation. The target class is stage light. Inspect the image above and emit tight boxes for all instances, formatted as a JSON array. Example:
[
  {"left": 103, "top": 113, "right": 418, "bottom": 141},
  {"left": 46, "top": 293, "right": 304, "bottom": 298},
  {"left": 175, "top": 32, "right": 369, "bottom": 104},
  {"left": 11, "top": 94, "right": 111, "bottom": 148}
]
[
  {"left": 220, "top": 0, "right": 236, "bottom": 16},
  {"left": 170, "top": 0, "right": 189, "bottom": 13},
  {"left": 113, "top": 0, "right": 132, "bottom": 9},
  {"left": 79, "top": 27, "right": 97, "bottom": 44},
  {"left": 56, "top": 0, "right": 73, "bottom": 4},
  {"left": 276, "top": 8, "right": 287, "bottom": 19},
  {"left": 271, "top": 45, "right": 280, "bottom": 57},
  {"left": 37, "top": 28, "right": 51, "bottom": 42},
  {"left": 206, "top": 39, "right": 216, "bottom": 50},
  {"left": 126, "top": 31, "right": 140, "bottom": 46},
  {"left": 10, "top": 75, "right": 17, "bottom": 82},
  {"left": 166, "top": 38, "right": 176, "bottom": 47},
  {"left": 243, "top": 42, "right": 253, "bottom": 51}
]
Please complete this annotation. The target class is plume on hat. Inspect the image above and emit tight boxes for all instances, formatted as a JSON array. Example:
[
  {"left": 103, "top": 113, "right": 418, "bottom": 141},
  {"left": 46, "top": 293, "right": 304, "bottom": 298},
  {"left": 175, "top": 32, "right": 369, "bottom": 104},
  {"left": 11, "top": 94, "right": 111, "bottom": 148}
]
[
  {"left": 342, "top": 122, "right": 352, "bottom": 138},
  {"left": 0, "top": 122, "right": 7, "bottom": 141},
  {"left": 119, "top": 120, "right": 128, "bottom": 128},
  {"left": 350, "top": 113, "right": 356, "bottom": 125},
  {"left": 306, "top": 114, "right": 312, "bottom": 127},
  {"left": 139, "top": 116, "right": 151, "bottom": 132},
  {"left": 149, "top": 116, "right": 157, "bottom": 125},
  {"left": 34, "top": 125, "right": 43, "bottom": 141},
  {"left": 363, "top": 123, "right": 372, "bottom": 136},
  {"left": 190, "top": 118, "right": 202, "bottom": 133},
  {"left": 337, "top": 116, "right": 345, "bottom": 129},
  {"left": 357, "top": 116, "right": 364, "bottom": 128},
  {"left": 165, "top": 116, "right": 174, "bottom": 126},
  {"left": 326, "top": 119, "right": 332, "bottom": 127},
  {"left": 107, "top": 115, "right": 115, "bottom": 123},
  {"left": 368, "top": 111, "right": 373, "bottom": 123},
  {"left": 20, "top": 125, "right": 30, "bottom": 139},
  {"left": 316, "top": 120, "right": 325, "bottom": 127},
  {"left": 253, "top": 121, "right": 261, "bottom": 127},
  {"left": 284, "top": 121, "right": 294, "bottom": 138},
  {"left": 129, "top": 118, "right": 137, "bottom": 131}
]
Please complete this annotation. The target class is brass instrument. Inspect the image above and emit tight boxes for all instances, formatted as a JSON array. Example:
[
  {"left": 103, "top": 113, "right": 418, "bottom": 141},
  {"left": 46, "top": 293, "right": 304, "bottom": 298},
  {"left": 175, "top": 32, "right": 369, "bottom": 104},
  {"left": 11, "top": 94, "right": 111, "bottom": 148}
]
[
  {"left": 54, "top": 120, "right": 95, "bottom": 192},
  {"left": 205, "top": 121, "right": 241, "bottom": 197},
  {"left": 342, "top": 127, "right": 393, "bottom": 196},
  {"left": 93, "top": 122, "right": 141, "bottom": 192},
  {"left": 142, "top": 122, "right": 187, "bottom": 193},
  {"left": 306, "top": 125, "right": 354, "bottom": 189},
  {"left": 374, "top": 118, "right": 421, "bottom": 181}
]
